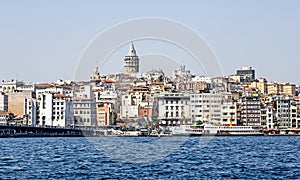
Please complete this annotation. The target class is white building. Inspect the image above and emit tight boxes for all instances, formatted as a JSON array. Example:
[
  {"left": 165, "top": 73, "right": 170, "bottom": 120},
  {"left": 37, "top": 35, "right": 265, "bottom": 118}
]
[
  {"left": 190, "top": 92, "right": 222, "bottom": 124},
  {"left": 36, "top": 86, "right": 73, "bottom": 99},
  {"left": 73, "top": 85, "right": 96, "bottom": 127},
  {"left": 191, "top": 76, "right": 212, "bottom": 84},
  {"left": 1, "top": 79, "right": 24, "bottom": 93},
  {"left": 172, "top": 65, "right": 191, "bottom": 79},
  {"left": 96, "top": 90, "right": 118, "bottom": 104},
  {"left": 38, "top": 93, "right": 73, "bottom": 127},
  {"left": 0, "top": 93, "right": 8, "bottom": 111},
  {"left": 119, "top": 93, "right": 140, "bottom": 120},
  {"left": 38, "top": 93, "right": 53, "bottom": 126},
  {"left": 155, "top": 93, "right": 191, "bottom": 125},
  {"left": 290, "top": 104, "right": 299, "bottom": 128},
  {"left": 221, "top": 102, "right": 237, "bottom": 126},
  {"left": 17, "top": 84, "right": 36, "bottom": 92},
  {"left": 24, "top": 98, "right": 38, "bottom": 126},
  {"left": 266, "top": 106, "right": 276, "bottom": 129},
  {"left": 52, "top": 94, "right": 73, "bottom": 127},
  {"left": 0, "top": 112, "right": 8, "bottom": 125},
  {"left": 274, "top": 95, "right": 293, "bottom": 129}
]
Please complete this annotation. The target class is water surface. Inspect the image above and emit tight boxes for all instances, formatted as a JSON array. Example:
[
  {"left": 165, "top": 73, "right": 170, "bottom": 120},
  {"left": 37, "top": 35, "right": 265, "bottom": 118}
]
[{"left": 0, "top": 137, "right": 299, "bottom": 179}]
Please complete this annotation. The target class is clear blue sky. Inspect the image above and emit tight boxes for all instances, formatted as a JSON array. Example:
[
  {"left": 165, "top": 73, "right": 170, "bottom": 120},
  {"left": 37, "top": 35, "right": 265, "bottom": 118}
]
[{"left": 0, "top": 0, "right": 299, "bottom": 84}]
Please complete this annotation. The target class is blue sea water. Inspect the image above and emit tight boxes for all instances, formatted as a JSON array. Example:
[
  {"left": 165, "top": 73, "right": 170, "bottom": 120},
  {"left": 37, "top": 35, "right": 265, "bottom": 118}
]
[{"left": 0, "top": 136, "right": 299, "bottom": 179}]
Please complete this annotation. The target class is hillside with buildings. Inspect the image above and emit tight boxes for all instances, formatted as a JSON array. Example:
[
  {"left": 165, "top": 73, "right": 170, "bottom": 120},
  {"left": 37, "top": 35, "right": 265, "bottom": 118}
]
[{"left": 0, "top": 41, "right": 299, "bottom": 131}]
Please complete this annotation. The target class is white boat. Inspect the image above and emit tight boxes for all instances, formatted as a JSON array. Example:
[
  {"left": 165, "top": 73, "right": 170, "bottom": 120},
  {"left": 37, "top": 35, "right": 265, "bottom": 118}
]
[
  {"left": 203, "top": 124, "right": 264, "bottom": 136},
  {"left": 170, "top": 125, "right": 203, "bottom": 136},
  {"left": 170, "top": 124, "right": 264, "bottom": 136}
]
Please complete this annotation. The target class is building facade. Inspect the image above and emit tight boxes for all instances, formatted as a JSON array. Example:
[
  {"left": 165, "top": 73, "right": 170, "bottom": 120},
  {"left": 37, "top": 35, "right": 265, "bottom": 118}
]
[
  {"left": 240, "top": 93, "right": 261, "bottom": 126},
  {"left": 0, "top": 93, "right": 8, "bottom": 111},
  {"left": 155, "top": 93, "right": 191, "bottom": 125},
  {"left": 236, "top": 66, "right": 255, "bottom": 81}
]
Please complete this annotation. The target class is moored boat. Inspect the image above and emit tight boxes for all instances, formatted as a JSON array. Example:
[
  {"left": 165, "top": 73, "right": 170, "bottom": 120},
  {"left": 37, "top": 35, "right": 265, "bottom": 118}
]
[
  {"left": 170, "top": 125, "right": 203, "bottom": 136},
  {"left": 170, "top": 124, "right": 264, "bottom": 136},
  {"left": 203, "top": 124, "right": 264, "bottom": 136}
]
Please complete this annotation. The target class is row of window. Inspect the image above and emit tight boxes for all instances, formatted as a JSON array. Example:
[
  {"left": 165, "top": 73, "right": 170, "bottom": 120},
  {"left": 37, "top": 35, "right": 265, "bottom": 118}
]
[
  {"left": 166, "top": 100, "right": 183, "bottom": 104},
  {"left": 53, "top": 111, "right": 64, "bottom": 115},
  {"left": 165, "top": 111, "right": 184, "bottom": 118},
  {"left": 74, "top": 110, "right": 91, "bottom": 115},
  {"left": 54, "top": 116, "right": 64, "bottom": 120},
  {"left": 222, "top": 106, "right": 235, "bottom": 109},
  {"left": 165, "top": 106, "right": 184, "bottom": 110},
  {"left": 74, "top": 103, "right": 91, "bottom": 108},
  {"left": 191, "top": 100, "right": 221, "bottom": 103},
  {"left": 241, "top": 110, "right": 260, "bottom": 113}
]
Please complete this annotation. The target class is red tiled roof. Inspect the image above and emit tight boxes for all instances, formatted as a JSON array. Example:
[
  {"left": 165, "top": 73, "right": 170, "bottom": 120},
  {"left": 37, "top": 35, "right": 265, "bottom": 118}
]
[
  {"left": 0, "top": 111, "right": 9, "bottom": 115},
  {"left": 36, "top": 83, "right": 54, "bottom": 87},
  {"left": 73, "top": 97, "right": 91, "bottom": 101},
  {"left": 105, "top": 80, "right": 114, "bottom": 83},
  {"left": 54, "top": 94, "right": 70, "bottom": 98}
]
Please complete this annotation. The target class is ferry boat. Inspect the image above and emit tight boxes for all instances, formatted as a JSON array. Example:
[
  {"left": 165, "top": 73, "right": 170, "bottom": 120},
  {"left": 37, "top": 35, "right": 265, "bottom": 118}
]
[
  {"left": 170, "top": 125, "right": 203, "bottom": 136},
  {"left": 170, "top": 124, "right": 263, "bottom": 136},
  {"left": 203, "top": 124, "right": 264, "bottom": 136}
]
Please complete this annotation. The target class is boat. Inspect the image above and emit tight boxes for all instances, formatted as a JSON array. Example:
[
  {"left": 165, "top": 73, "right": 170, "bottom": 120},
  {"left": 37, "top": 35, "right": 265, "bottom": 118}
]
[
  {"left": 202, "top": 124, "right": 264, "bottom": 136},
  {"left": 139, "top": 128, "right": 151, "bottom": 136},
  {"left": 170, "top": 125, "right": 203, "bottom": 136},
  {"left": 170, "top": 123, "right": 264, "bottom": 136}
]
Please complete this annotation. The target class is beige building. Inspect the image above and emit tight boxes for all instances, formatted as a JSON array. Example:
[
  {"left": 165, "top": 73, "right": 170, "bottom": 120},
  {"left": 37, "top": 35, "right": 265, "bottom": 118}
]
[
  {"left": 7, "top": 91, "right": 36, "bottom": 117},
  {"left": 250, "top": 78, "right": 267, "bottom": 95},
  {"left": 282, "top": 83, "right": 296, "bottom": 95},
  {"left": 96, "top": 102, "right": 114, "bottom": 126},
  {"left": 267, "top": 82, "right": 295, "bottom": 95},
  {"left": 267, "top": 82, "right": 280, "bottom": 95}
]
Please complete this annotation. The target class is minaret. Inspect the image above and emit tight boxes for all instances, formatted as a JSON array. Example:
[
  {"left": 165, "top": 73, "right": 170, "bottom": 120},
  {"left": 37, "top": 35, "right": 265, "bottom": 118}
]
[
  {"left": 91, "top": 64, "right": 100, "bottom": 80},
  {"left": 124, "top": 41, "right": 139, "bottom": 74}
]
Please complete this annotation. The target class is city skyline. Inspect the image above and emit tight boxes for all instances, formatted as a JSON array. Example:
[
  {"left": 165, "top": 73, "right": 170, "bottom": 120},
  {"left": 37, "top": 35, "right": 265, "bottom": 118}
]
[{"left": 1, "top": 0, "right": 300, "bottom": 84}]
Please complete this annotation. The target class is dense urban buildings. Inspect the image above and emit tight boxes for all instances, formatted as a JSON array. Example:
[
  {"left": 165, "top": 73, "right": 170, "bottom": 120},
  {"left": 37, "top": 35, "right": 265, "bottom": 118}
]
[{"left": 0, "top": 41, "right": 299, "bottom": 130}]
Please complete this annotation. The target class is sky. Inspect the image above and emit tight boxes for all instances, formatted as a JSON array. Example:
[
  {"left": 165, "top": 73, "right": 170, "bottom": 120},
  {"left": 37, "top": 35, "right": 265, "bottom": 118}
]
[{"left": 0, "top": 0, "right": 299, "bottom": 84}]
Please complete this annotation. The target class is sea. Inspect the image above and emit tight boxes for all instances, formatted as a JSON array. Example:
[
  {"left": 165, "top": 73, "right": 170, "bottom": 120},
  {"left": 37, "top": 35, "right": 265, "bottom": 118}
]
[{"left": 0, "top": 136, "right": 299, "bottom": 179}]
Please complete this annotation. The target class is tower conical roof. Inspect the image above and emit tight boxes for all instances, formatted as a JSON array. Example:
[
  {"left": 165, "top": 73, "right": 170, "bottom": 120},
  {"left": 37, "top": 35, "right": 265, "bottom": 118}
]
[{"left": 127, "top": 41, "right": 137, "bottom": 56}]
